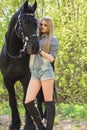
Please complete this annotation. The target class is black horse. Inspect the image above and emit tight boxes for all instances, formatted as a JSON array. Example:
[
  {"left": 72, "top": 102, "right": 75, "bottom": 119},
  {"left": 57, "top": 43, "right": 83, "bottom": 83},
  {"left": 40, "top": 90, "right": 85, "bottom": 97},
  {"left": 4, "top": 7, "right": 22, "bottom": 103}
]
[{"left": 0, "top": 0, "right": 40, "bottom": 130}]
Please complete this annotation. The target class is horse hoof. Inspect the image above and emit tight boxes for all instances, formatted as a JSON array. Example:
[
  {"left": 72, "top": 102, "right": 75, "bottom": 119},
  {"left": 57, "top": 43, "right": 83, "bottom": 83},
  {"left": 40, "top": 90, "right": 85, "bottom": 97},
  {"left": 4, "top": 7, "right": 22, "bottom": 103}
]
[
  {"left": 9, "top": 128, "right": 19, "bottom": 130},
  {"left": 9, "top": 123, "right": 20, "bottom": 130},
  {"left": 23, "top": 123, "right": 36, "bottom": 130},
  {"left": 9, "top": 129, "right": 19, "bottom": 130}
]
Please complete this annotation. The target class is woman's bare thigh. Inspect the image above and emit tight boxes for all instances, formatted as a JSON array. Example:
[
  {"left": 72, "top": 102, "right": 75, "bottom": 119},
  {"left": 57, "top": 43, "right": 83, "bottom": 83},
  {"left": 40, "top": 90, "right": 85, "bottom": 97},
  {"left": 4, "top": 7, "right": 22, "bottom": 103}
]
[
  {"left": 25, "top": 79, "right": 41, "bottom": 103},
  {"left": 41, "top": 79, "right": 54, "bottom": 101}
]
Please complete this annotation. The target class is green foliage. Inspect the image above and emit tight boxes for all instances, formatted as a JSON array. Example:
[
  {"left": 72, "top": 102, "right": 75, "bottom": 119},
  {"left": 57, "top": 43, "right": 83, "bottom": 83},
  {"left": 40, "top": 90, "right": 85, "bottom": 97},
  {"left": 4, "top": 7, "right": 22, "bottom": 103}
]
[
  {"left": 55, "top": 0, "right": 87, "bottom": 103},
  {"left": 0, "top": 101, "right": 25, "bottom": 115},
  {"left": 56, "top": 103, "right": 87, "bottom": 120},
  {"left": 0, "top": 0, "right": 87, "bottom": 104}
]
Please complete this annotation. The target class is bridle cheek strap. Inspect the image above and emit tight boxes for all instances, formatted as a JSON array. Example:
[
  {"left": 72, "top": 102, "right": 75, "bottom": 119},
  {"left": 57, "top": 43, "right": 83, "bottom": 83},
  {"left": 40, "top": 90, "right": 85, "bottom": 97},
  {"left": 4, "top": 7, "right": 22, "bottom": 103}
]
[{"left": 19, "top": 34, "right": 37, "bottom": 54}]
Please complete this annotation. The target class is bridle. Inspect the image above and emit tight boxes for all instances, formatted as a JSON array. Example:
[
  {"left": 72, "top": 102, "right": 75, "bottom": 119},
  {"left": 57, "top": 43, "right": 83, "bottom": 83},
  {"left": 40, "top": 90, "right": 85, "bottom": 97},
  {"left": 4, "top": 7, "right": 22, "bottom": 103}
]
[{"left": 6, "top": 12, "right": 37, "bottom": 59}]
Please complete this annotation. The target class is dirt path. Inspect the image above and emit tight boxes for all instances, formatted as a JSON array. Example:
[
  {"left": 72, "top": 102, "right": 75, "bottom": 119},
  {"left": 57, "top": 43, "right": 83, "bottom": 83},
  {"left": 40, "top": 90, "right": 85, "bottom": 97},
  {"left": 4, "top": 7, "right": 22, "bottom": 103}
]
[{"left": 0, "top": 115, "right": 87, "bottom": 130}]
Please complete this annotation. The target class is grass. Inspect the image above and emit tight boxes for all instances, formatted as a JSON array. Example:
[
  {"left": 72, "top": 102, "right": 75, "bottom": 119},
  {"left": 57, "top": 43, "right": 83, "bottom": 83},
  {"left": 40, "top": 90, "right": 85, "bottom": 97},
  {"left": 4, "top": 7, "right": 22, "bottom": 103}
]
[
  {"left": 0, "top": 102, "right": 87, "bottom": 130},
  {"left": 54, "top": 103, "right": 87, "bottom": 124},
  {"left": 0, "top": 102, "right": 87, "bottom": 125}
]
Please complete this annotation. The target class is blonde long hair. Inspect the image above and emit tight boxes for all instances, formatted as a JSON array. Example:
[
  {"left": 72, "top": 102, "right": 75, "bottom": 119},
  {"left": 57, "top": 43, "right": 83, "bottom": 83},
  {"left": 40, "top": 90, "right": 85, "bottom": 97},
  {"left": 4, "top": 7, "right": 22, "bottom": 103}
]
[{"left": 38, "top": 17, "right": 54, "bottom": 53}]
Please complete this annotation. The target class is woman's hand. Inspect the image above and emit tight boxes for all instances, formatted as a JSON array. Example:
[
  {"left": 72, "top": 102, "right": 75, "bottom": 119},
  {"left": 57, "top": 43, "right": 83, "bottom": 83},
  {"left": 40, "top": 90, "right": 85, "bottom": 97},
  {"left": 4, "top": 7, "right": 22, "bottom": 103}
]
[{"left": 39, "top": 50, "right": 54, "bottom": 62}]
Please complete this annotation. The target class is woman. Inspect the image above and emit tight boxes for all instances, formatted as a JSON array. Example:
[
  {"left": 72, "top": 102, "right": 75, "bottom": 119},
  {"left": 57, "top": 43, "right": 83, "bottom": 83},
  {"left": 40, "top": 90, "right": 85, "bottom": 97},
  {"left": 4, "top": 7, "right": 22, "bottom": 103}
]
[{"left": 25, "top": 17, "right": 58, "bottom": 130}]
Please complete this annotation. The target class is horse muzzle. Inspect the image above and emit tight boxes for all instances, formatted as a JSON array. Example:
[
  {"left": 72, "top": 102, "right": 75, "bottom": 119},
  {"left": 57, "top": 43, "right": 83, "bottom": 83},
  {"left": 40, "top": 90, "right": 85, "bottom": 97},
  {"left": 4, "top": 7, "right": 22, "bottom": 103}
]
[{"left": 26, "top": 40, "right": 39, "bottom": 55}]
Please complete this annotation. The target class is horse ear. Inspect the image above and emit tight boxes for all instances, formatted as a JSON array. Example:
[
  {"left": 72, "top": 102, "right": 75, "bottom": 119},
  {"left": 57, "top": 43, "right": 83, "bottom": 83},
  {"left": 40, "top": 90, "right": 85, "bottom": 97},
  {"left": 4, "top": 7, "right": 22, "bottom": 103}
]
[
  {"left": 32, "top": 0, "right": 37, "bottom": 12},
  {"left": 23, "top": 0, "right": 28, "bottom": 10}
]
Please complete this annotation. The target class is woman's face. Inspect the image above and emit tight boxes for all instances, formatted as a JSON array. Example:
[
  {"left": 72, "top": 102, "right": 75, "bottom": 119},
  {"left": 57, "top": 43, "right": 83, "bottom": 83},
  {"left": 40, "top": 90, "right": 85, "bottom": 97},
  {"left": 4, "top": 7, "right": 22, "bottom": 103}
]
[{"left": 40, "top": 20, "right": 49, "bottom": 33}]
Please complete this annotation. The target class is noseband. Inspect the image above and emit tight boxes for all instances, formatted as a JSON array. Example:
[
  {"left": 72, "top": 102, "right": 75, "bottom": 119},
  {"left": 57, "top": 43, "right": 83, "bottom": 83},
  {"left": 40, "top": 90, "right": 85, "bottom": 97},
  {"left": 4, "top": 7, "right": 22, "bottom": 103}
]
[{"left": 6, "top": 12, "right": 37, "bottom": 59}]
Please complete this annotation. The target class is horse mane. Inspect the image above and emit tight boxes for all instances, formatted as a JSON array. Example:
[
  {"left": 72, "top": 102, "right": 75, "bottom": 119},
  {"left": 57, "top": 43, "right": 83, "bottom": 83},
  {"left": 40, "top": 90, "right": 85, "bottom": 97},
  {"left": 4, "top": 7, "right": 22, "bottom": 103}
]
[
  {"left": 5, "top": 6, "right": 25, "bottom": 54},
  {"left": 6, "top": 10, "right": 20, "bottom": 39}
]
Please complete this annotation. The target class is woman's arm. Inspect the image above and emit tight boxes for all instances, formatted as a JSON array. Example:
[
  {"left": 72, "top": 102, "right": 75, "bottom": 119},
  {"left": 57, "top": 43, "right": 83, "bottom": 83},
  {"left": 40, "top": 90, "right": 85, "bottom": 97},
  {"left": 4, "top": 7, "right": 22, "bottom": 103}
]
[
  {"left": 39, "top": 50, "right": 54, "bottom": 62},
  {"left": 39, "top": 36, "right": 58, "bottom": 62}
]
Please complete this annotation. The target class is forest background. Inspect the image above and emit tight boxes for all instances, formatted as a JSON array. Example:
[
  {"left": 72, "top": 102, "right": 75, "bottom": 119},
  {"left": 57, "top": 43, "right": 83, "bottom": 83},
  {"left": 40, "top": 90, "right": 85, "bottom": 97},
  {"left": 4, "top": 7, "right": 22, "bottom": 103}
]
[{"left": 0, "top": 0, "right": 87, "bottom": 122}]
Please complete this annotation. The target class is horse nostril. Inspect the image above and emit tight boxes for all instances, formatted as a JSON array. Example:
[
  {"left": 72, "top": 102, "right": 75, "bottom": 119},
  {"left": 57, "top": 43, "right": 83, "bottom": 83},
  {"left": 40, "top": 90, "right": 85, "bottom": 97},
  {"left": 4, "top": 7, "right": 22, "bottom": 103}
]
[{"left": 32, "top": 45, "right": 39, "bottom": 54}]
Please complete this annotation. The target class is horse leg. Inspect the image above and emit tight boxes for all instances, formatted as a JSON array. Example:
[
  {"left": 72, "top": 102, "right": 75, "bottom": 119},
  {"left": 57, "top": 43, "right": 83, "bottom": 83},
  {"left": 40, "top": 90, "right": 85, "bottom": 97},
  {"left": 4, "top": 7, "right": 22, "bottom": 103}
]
[
  {"left": 21, "top": 77, "right": 36, "bottom": 130},
  {"left": 4, "top": 78, "right": 21, "bottom": 130}
]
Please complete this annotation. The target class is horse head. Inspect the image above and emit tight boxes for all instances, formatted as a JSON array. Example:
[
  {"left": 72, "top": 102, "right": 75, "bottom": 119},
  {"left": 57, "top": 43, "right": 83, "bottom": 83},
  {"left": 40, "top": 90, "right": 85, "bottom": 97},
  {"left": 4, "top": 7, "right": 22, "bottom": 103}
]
[{"left": 15, "top": 0, "right": 39, "bottom": 55}]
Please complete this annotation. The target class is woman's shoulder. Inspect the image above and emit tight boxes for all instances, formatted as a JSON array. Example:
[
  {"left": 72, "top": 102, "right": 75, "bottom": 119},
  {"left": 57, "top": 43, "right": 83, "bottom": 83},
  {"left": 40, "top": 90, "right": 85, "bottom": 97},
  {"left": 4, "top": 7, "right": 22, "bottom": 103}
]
[{"left": 51, "top": 36, "right": 58, "bottom": 45}]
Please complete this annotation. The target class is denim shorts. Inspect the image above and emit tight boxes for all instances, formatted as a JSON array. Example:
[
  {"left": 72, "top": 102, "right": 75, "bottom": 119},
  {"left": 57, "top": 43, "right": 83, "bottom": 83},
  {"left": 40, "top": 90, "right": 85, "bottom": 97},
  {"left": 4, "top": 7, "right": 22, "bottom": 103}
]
[{"left": 30, "top": 65, "right": 55, "bottom": 81}]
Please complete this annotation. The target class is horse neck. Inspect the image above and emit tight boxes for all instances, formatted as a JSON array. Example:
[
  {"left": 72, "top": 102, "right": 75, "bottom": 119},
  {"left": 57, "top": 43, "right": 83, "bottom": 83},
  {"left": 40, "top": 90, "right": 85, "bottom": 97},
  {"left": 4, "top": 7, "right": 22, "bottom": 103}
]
[{"left": 6, "top": 11, "right": 23, "bottom": 55}]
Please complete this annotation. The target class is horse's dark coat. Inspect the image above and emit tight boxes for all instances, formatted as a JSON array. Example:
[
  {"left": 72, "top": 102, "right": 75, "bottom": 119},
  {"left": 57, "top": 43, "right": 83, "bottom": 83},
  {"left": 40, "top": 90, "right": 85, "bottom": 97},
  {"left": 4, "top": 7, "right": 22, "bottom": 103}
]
[{"left": 0, "top": 1, "right": 41, "bottom": 130}]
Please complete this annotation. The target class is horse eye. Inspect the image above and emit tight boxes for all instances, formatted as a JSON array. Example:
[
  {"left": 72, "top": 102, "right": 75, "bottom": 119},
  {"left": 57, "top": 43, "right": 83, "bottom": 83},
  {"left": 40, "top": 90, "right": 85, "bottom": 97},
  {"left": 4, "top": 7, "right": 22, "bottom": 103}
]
[
  {"left": 35, "top": 20, "right": 38, "bottom": 29},
  {"left": 35, "top": 23, "right": 37, "bottom": 29}
]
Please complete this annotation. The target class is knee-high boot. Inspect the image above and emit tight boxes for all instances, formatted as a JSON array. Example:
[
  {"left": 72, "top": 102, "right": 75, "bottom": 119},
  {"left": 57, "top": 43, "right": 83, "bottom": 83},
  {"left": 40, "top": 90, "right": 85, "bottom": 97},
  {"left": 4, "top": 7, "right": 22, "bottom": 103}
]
[
  {"left": 45, "top": 101, "right": 55, "bottom": 130},
  {"left": 25, "top": 100, "right": 45, "bottom": 130}
]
